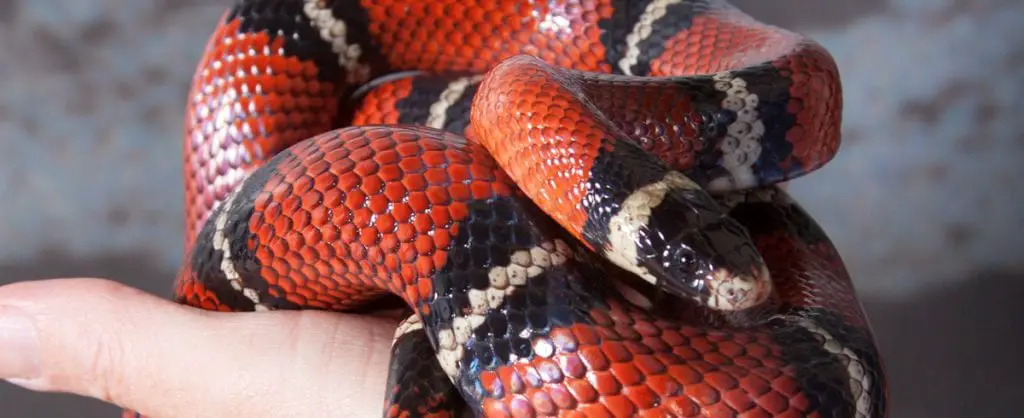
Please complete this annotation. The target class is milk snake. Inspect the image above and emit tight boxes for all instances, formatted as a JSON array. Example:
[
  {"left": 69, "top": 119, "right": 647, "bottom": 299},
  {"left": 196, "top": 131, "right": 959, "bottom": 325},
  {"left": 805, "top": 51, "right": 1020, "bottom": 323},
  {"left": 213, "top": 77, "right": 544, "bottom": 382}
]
[{"left": 128, "top": 0, "right": 889, "bottom": 416}]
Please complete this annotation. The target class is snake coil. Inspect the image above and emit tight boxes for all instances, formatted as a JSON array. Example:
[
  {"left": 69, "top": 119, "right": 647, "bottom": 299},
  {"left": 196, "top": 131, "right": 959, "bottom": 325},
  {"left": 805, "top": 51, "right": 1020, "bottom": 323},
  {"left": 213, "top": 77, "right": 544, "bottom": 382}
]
[{"left": 131, "top": 0, "right": 889, "bottom": 417}]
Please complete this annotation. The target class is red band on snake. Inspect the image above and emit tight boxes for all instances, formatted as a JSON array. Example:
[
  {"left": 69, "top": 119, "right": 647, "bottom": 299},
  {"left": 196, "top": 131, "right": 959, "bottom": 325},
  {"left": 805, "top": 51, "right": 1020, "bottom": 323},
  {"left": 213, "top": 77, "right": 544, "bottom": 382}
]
[{"left": 135, "top": 0, "right": 889, "bottom": 417}]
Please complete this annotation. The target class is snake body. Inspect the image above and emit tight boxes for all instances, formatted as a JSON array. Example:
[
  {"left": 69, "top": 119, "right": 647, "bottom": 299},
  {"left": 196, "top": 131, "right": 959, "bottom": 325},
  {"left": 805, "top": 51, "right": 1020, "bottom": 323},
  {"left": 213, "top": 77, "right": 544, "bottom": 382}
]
[{"left": 144, "top": 0, "right": 889, "bottom": 416}]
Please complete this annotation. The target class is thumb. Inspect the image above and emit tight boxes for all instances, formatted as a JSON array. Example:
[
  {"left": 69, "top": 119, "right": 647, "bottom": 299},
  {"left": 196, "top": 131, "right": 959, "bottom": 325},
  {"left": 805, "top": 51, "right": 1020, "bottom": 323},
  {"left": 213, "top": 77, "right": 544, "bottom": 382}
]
[{"left": 0, "top": 278, "right": 397, "bottom": 417}]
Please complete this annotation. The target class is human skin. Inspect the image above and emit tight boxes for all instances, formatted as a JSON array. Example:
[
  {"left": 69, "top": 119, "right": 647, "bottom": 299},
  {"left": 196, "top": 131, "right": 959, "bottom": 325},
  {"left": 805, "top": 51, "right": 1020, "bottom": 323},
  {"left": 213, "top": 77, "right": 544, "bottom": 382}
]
[{"left": 0, "top": 277, "right": 395, "bottom": 417}]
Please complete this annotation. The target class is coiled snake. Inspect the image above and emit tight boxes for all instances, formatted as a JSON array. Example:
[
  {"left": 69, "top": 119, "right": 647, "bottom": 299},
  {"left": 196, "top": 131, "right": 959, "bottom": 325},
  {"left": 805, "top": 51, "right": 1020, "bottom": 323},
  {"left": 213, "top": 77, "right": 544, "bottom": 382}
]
[{"left": 129, "top": 0, "right": 890, "bottom": 416}]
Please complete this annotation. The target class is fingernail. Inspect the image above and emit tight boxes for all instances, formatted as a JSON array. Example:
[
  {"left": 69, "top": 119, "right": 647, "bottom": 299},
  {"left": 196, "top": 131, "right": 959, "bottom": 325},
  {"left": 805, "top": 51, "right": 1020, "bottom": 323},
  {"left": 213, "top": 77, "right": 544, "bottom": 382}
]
[{"left": 0, "top": 305, "right": 41, "bottom": 379}]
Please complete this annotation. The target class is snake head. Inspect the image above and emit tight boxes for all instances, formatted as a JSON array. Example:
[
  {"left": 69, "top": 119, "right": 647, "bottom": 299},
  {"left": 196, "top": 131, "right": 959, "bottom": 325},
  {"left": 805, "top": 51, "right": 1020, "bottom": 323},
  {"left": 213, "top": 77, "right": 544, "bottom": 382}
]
[
  {"left": 598, "top": 169, "right": 774, "bottom": 312},
  {"left": 641, "top": 225, "right": 773, "bottom": 311},
  {"left": 620, "top": 182, "right": 774, "bottom": 312}
]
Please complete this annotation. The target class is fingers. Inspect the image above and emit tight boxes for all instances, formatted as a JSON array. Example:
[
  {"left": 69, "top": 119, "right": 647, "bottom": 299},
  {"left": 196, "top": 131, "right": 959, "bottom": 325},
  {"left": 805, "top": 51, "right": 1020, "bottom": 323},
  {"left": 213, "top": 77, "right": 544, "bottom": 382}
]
[{"left": 0, "top": 278, "right": 398, "bottom": 418}]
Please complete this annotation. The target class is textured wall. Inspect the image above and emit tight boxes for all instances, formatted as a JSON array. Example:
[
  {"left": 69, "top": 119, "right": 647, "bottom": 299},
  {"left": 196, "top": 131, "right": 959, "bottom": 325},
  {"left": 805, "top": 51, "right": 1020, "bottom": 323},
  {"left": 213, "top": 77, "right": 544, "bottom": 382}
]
[{"left": 1, "top": 0, "right": 1021, "bottom": 417}]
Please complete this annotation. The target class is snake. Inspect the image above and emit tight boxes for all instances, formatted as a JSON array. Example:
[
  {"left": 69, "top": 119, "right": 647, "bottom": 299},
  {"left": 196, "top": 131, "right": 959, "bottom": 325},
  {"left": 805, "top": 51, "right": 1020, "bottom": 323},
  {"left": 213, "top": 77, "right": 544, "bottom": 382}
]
[{"left": 125, "top": 0, "right": 891, "bottom": 416}]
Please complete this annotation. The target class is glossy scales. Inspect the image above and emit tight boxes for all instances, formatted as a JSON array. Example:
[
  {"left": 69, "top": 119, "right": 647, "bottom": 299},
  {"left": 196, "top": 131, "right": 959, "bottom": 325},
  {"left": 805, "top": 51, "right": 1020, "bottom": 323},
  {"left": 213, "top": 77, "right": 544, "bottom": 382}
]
[
  {"left": 182, "top": 5, "right": 346, "bottom": 249},
  {"left": 387, "top": 318, "right": 466, "bottom": 418},
  {"left": 470, "top": 56, "right": 773, "bottom": 310},
  {"left": 174, "top": 0, "right": 887, "bottom": 417}
]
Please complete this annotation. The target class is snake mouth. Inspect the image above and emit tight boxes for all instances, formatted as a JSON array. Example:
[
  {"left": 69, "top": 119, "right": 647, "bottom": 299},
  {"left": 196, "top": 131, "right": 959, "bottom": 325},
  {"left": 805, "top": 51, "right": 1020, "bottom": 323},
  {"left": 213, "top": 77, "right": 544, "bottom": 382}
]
[
  {"left": 703, "top": 264, "right": 773, "bottom": 311},
  {"left": 610, "top": 274, "right": 656, "bottom": 311}
]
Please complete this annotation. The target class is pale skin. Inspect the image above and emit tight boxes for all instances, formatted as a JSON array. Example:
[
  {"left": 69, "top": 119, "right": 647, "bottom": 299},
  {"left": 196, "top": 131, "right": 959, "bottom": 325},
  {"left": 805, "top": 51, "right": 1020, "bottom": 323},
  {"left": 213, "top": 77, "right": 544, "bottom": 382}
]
[{"left": 0, "top": 278, "right": 395, "bottom": 417}]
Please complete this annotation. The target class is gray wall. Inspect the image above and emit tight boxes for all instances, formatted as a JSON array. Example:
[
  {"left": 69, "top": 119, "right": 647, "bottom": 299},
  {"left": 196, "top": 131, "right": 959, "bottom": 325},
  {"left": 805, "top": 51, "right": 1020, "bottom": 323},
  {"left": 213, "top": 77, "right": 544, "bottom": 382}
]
[{"left": 1, "top": 0, "right": 1021, "bottom": 416}]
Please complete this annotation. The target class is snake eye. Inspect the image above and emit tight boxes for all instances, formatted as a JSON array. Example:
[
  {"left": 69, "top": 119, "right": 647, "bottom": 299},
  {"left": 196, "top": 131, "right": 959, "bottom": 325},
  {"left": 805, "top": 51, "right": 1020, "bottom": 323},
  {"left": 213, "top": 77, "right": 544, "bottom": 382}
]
[
  {"left": 668, "top": 245, "right": 712, "bottom": 296},
  {"left": 670, "top": 245, "right": 702, "bottom": 277}
]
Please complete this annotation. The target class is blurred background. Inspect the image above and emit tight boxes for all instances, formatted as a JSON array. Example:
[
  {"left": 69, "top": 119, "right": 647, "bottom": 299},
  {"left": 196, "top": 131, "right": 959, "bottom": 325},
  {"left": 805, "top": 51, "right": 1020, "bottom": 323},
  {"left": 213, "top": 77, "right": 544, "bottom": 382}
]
[{"left": 0, "top": 0, "right": 1021, "bottom": 416}]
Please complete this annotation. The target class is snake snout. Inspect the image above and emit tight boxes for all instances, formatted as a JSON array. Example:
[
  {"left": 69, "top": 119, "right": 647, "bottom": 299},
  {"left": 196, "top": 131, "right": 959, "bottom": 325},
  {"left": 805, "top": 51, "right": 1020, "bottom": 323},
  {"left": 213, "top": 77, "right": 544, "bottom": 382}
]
[{"left": 704, "top": 263, "right": 773, "bottom": 311}]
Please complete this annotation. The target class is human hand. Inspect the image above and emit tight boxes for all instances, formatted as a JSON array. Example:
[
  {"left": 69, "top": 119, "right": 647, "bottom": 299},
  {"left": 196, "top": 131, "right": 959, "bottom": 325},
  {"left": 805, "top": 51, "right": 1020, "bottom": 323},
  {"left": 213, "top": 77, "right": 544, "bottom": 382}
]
[{"left": 0, "top": 277, "right": 397, "bottom": 417}]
